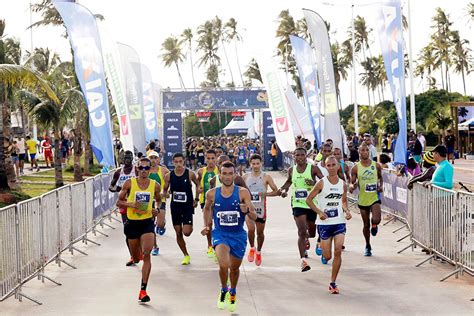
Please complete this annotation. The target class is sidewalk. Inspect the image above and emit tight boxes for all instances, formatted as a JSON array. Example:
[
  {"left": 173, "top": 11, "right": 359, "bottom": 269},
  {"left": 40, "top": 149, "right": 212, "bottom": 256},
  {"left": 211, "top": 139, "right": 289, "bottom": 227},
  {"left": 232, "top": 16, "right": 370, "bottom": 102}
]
[{"left": 1, "top": 172, "right": 473, "bottom": 315}]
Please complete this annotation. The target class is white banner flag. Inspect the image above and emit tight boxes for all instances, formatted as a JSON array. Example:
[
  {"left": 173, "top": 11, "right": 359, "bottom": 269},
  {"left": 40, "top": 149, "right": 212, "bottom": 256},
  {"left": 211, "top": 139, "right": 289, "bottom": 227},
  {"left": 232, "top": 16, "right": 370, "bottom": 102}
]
[{"left": 285, "top": 85, "right": 315, "bottom": 143}]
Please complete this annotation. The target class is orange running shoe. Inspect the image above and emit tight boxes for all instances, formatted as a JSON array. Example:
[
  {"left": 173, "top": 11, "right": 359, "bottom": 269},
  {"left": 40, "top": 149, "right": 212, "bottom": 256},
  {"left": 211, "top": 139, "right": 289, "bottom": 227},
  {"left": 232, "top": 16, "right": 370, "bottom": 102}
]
[
  {"left": 255, "top": 252, "right": 262, "bottom": 266},
  {"left": 138, "top": 290, "right": 150, "bottom": 303},
  {"left": 329, "top": 283, "right": 340, "bottom": 294},
  {"left": 247, "top": 247, "right": 255, "bottom": 262}
]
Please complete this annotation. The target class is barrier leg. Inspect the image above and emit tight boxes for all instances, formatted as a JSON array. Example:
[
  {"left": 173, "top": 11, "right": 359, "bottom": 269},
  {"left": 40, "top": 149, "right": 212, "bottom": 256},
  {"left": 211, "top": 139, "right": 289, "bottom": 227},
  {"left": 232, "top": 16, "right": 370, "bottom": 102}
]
[
  {"left": 393, "top": 223, "right": 408, "bottom": 233},
  {"left": 416, "top": 254, "right": 434, "bottom": 267},
  {"left": 397, "top": 242, "right": 414, "bottom": 254},
  {"left": 397, "top": 233, "right": 411, "bottom": 242},
  {"left": 70, "top": 245, "right": 88, "bottom": 256},
  {"left": 440, "top": 266, "right": 461, "bottom": 282},
  {"left": 38, "top": 273, "right": 62, "bottom": 286},
  {"left": 57, "top": 256, "right": 77, "bottom": 269},
  {"left": 100, "top": 221, "right": 116, "bottom": 230},
  {"left": 93, "top": 227, "right": 109, "bottom": 237},
  {"left": 383, "top": 216, "right": 397, "bottom": 226},
  {"left": 83, "top": 236, "right": 101, "bottom": 246},
  {"left": 16, "top": 288, "right": 42, "bottom": 305}
]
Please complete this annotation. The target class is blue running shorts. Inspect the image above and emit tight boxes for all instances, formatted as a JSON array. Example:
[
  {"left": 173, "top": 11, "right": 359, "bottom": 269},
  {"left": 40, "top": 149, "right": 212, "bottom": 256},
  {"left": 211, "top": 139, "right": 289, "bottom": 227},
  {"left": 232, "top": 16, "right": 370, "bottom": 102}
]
[{"left": 212, "top": 229, "right": 247, "bottom": 259}]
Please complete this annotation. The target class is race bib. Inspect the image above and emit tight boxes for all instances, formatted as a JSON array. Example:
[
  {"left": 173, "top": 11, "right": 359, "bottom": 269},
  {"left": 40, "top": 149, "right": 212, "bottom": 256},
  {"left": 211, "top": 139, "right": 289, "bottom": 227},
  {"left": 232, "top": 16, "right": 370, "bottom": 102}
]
[
  {"left": 251, "top": 192, "right": 261, "bottom": 202},
  {"left": 255, "top": 208, "right": 264, "bottom": 217},
  {"left": 218, "top": 211, "right": 240, "bottom": 226},
  {"left": 295, "top": 189, "right": 308, "bottom": 199},
  {"left": 324, "top": 208, "right": 339, "bottom": 218},
  {"left": 134, "top": 192, "right": 151, "bottom": 214},
  {"left": 239, "top": 154, "right": 245, "bottom": 160},
  {"left": 173, "top": 191, "right": 187, "bottom": 203},
  {"left": 365, "top": 183, "right": 377, "bottom": 192},
  {"left": 198, "top": 152, "right": 204, "bottom": 157}
]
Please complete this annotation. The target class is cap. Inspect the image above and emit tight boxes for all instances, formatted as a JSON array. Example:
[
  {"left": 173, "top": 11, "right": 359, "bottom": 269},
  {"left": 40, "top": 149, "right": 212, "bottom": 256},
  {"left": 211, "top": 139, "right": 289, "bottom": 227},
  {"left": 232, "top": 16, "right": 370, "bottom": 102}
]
[
  {"left": 423, "top": 151, "right": 435, "bottom": 165},
  {"left": 147, "top": 151, "right": 159, "bottom": 158}
]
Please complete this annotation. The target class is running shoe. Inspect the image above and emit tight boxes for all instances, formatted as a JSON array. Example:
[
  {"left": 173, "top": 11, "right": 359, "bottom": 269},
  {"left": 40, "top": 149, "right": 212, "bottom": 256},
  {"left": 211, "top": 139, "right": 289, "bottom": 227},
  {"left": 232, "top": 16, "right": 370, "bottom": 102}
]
[
  {"left": 329, "top": 283, "right": 340, "bottom": 294},
  {"left": 151, "top": 247, "right": 159, "bottom": 256},
  {"left": 301, "top": 259, "right": 311, "bottom": 272},
  {"left": 228, "top": 293, "right": 237, "bottom": 312},
  {"left": 342, "top": 245, "right": 346, "bottom": 250},
  {"left": 138, "top": 290, "right": 150, "bottom": 303},
  {"left": 181, "top": 255, "right": 191, "bottom": 265},
  {"left": 207, "top": 246, "right": 215, "bottom": 258},
  {"left": 248, "top": 247, "right": 255, "bottom": 262},
  {"left": 255, "top": 252, "right": 262, "bottom": 266},
  {"left": 158, "top": 227, "right": 166, "bottom": 236},
  {"left": 305, "top": 239, "right": 310, "bottom": 250},
  {"left": 321, "top": 255, "right": 328, "bottom": 265},
  {"left": 371, "top": 225, "right": 378, "bottom": 236},
  {"left": 364, "top": 246, "right": 372, "bottom": 257},
  {"left": 217, "top": 289, "right": 229, "bottom": 310},
  {"left": 315, "top": 243, "right": 322, "bottom": 256},
  {"left": 126, "top": 257, "right": 135, "bottom": 266}
]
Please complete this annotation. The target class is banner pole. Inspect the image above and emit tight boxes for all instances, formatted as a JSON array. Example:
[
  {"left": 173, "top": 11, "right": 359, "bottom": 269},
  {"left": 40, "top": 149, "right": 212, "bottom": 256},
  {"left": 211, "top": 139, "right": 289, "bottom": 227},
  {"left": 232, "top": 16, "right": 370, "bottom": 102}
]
[{"left": 407, "top": 0, "right": 416, "bottom": 133}]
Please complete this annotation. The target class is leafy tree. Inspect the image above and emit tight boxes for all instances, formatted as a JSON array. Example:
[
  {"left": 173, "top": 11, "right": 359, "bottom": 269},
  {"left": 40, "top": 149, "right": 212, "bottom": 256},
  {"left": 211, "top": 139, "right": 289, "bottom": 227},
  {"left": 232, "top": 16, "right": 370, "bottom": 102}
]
[{"left": 160, "top": 36, "right": 186, "bottom": 89}]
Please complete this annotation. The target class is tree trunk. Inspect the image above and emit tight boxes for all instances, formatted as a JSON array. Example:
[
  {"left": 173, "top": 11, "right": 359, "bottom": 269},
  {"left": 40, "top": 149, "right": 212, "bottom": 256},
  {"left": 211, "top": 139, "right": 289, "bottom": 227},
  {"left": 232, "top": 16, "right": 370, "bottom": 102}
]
[
  {"left": 53, "top": 130, "right": 64, "bottom": 188},
  {"left": 175, "top": 62, "right": 186, "bottom": 89},
  {"left": 461, "top": 67, "right": 466, "bottom": 96},
  {"left": 83, "top": 138, "right": 91, "bottom": 175},
  {"left": 200, "top": 122, "right": 205, "bottom": 137},
  {"left": 189, "top": 46, "right": 196, "bottom": 89},
  {"left": 221, "top": 40, "right": 234, "bottom": 85},
  {"left": 3, "top": 93, "right": 16, "bottom": 187},
  {"left": 0, "top": 85, "right": 9, "bottom": 190},
  {"left": 234, "top": 41, "right": 245, "bottom": 86},
  {"left": 72, "top": 129, "right": 83, "bottom": 181}
]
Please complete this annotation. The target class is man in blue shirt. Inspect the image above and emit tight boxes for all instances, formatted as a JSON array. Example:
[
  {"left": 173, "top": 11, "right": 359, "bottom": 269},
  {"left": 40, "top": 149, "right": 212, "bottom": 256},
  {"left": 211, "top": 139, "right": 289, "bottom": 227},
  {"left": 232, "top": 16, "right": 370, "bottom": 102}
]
[{"left": 428, "top": 145, "right": 454, "bottom": 190}]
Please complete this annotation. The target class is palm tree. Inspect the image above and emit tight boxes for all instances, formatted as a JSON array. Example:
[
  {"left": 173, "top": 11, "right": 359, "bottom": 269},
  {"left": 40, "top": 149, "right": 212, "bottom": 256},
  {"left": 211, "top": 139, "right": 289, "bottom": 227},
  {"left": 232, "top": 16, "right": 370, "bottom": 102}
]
[
  {"left": 276, "top": 10, "right": 298, "bottom": 81},
  {"left": 0, "top": 64, "right": 60, "bottom": 189},
  {"left": 160, "top": 36, "right": 186, "bottom": 89},
  {"left": 416, "top": 45, "right": 437, "bottom": 89},
  {"left": 468, "top": 3, "right": 474, "bottom": 21},
  {"left": 25, "top": 47, "right": 60, "bottom": 74},
  {"left": 196, "top": 20, "right": 221, "bottom": 86},
  {"left": 450, "top": 30, "right": 472, "bottom": 95},
  {"left": 360, "top": 57, "right": 377, "bottom": 106},
  {"left": 243, "top": 58, "right": 262, "bottom": 87},
  {"left": 430, "top": 8, "right": 453, "bottom": 91},
  {"left": 374, "top": 55, "right": 387, "bottom": 102},
  {"left": 213, "top": 16, "right": 234, "bottom": 86},
  {"left": 331, "top": 41, "right": 350, "bottom": 107},
  {"left": 224, "top": 18, "right": 244, "bottom": 86},
  {"left": 353, "top": 16, "right": 372, "bottom": 61},
  {"left": 180, "top": 28, "right": 196, "bottom": 89}
]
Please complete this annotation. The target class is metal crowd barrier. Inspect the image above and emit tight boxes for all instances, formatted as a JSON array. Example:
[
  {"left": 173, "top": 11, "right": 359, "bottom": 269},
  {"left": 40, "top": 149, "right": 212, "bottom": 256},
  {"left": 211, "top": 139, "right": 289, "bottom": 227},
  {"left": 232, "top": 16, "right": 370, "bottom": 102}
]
[
  {"left": 408, "top": 183, "right": 474, "bottom": 281},
  {"left": 0, "top": 170, "right": 119, "bottom": 305}
]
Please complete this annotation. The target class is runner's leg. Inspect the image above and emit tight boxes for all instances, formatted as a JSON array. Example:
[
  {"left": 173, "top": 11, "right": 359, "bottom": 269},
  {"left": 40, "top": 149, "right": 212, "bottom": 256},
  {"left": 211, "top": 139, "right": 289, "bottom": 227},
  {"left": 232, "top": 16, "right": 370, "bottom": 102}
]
[
  {"left": 360, "top": 209, "right": 371, "bottom": 247},
  {"left": 174, "top": 225, "right": 189, "bottom": 256},
  {"left": 256, "top": 222, "right": 265, "bottom": 252},
  {"left": 370, "top": 203, "right": 382, "bottom": 227},
  {"left": 215, "top": 244, "right": 230, "bottom": 288},
  {"left": 331, "top": 234, "right": 345, "bottom": 282},
  {"left": 128, "top": 238, "right": 142, "bottom": 263},
  {"left": 294, "top": 215, "right": 309, "bottom": 258},
  {"left": 246, "top": 216, "right": 256, "bottom": 248},
  {"left": 229, "top": 254, "right": 243, "bottom": 289}
]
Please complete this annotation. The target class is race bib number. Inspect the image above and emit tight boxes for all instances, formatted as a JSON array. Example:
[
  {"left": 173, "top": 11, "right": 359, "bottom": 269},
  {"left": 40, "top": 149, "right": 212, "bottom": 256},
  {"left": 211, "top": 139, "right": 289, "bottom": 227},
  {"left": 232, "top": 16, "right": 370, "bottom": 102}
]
[
  {"left": 365, "top": 183, "right": 377, "bottom": 192},
  {"left": 218, "top": 211, "right": 240, "bottom": 226},
  {"left": 134, "top": 192, "right": 151, "bottom": 214},
  {"left": 324, "top": 208, "right": 339, "bottom": 218},
  {"left": 251, "top": 192, "right": 261, "bottom": 202},
  {"left": 255, "top": 208, "right": 264, "bottom": 217},
  {"left": 239, "top": 154, "right": 245, "bottom": 160},
  {"left": 198, "top": 152, "right": 204, "bottom": 157},
  {"left": 173, "top": 192, "right": 187, "bottom": 203},
  {"left": 295, "top": 189, "right": 308, "bottom": 199}
]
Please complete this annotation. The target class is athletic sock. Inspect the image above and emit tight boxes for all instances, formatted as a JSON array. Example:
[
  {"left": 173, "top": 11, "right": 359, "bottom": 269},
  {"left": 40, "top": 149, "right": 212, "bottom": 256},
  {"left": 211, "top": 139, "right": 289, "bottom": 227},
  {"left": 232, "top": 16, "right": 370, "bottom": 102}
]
[
  {"left": 229, "top": 288, "right": 236, "bottom": 296},
  {"left": 256, "top": 250, "right": 261, "bottom": 254},
  {"left": 141, "top": 281, "right": 147, "bottom": 291}
]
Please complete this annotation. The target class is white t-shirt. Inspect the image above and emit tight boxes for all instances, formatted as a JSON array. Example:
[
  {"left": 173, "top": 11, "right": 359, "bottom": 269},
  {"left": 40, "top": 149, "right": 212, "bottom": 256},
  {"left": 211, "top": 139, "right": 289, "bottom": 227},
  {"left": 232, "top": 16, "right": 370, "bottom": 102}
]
[
  {"left": 16, "top": 139, "right": 26, "bottom": 154},
  {"left": 369, "top": 145, "right": 378, "bottom": 161},
  {"left": 418, "top": 135, "right": 426, "bottom": 150}
]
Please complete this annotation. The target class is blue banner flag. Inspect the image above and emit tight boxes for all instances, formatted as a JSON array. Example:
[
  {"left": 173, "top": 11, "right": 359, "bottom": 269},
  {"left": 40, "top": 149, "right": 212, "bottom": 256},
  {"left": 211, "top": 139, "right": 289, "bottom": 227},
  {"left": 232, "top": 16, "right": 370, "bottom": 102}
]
[
  {"left": 54, "top": 1, "right": 115, "bottom": 167},
  {"left": 377, "top": 0, "right": 407, "bottom": 165},
  {"left": 141, "top": 64, "right": 160, "bottom": 142},
  {"left": 262, "top": 111, "right": 282, "bottom": 169},
  {"left": 289, "top": 35, "right": 322, "bottom": 148}
]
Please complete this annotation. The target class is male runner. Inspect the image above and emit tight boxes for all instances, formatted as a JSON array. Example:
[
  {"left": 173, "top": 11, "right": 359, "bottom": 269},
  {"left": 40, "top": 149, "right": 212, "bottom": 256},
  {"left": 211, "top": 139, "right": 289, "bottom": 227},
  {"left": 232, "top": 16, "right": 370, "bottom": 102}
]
[
  {"left": 163, "top": 153, "right": 199, "bottom": 265},
  {"left": 350, "top": 143, "right": 383, "bottom": 256},
  {"left": 306, "top": 156, "right": 352, "bottom": 294},
  {"left": 148, "top": 151, "right": 169, "bottom": 255},
  {"left": 201, "top": 161, "right": 256, "bottom": 312},
  {"left": 197, "top": 149, "right": 219, "bottom": 258},
  {"left": 280, "top": 147, "right": 324, "bottom": 271},
  {"left": 117, "top": 158, "right": 161, "bottom": 303},
  {"left": 334, "top": 147, "right": 350, "bottom": 182},
  {"left": 243, "top": 154, "right": 280, "bottom": 266},
  {"left": 109, "top": 150, "right": 137, "bottom": 266},
  {"left": 235, "top": 141, "right": 248, "bottom": 176}
]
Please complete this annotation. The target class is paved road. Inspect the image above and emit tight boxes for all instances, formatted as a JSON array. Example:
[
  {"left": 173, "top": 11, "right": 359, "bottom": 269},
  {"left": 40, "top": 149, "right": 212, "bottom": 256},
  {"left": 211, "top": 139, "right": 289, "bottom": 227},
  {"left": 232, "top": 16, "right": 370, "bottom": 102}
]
[{"left": 2, "top": 172, "right": 473, "bottom": 315}]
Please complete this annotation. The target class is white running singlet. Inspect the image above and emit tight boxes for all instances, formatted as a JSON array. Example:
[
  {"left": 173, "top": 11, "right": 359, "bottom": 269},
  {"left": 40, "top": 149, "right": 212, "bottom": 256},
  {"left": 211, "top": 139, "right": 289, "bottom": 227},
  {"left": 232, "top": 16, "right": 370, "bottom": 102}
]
[{"left": 316, "top": 177, "right": 345, "bottom": 225}]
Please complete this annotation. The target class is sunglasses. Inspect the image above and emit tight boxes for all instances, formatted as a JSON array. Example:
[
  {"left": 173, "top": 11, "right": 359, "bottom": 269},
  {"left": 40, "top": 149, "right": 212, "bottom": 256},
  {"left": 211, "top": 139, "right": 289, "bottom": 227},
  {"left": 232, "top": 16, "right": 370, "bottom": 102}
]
[{"left": 138, "top": 166, "right": 151, "bottom": 171}]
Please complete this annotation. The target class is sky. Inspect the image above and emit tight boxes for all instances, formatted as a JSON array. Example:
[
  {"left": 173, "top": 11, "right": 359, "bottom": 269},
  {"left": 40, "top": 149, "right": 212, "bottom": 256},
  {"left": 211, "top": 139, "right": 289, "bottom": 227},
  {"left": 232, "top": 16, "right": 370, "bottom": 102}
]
[{"left": 2, "top": 0, "right": 474, "bottom": 108}]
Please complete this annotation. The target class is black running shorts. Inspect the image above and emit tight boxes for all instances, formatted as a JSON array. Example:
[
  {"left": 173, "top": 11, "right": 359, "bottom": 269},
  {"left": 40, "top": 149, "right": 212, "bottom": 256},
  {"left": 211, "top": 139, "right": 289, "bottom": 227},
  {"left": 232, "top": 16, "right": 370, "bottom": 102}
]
[
  {"left": 292, "top": 207, "right": 317, "bottom": 223},
  {"left": 171, "top": 207, "right": 194, "bottom": 226},
  {"left": 124, "top": 218, "right": 155, "bottom": 239}
]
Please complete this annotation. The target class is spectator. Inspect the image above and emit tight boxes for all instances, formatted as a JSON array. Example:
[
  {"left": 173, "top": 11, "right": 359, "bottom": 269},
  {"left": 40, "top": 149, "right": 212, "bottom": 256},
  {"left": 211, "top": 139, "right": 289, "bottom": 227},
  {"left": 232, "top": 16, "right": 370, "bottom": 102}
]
[
  {"left": 391, "top": 133, "right": 398, "bottom": 156},
  {"left": 408, "top": 151, "right": 436, "bottom": 190},
  {"left": 271, "top": 139, "right": 279, "bottom": 171},
  {"left": 406, "top": 157, "right": 421, "bottom": 176},
  {"left": 444, "top": 130, "right": 456, "bottom": 164},
  {"left": 363, "top": 133, "right": 378, "bottom": 161},
  {"left": 352, "top": 133, "right": 359, "bottom": 149},
  {"left": 25, "top": 135, "right": 40, "bottom": 172},
  {"left": 381, "top": 134, "right": 390, "bottom": 154},
  {"left": 379, "top": 153, "right": 395, "bottom": 170},
  {"left": 16, "top": 137, "right": 26, "bottom": 175},
  {"left": 8, "top": 140, "right": 20, "bottom": 177},
  {"left": 417, "top": 132, "right": 426, "bottom": 151},
  {"left": 429, "top": 145, "right": 454, "bottom": 190},
  {"left": 60, "top": 134, "right": 70, "bottom": 166},
  {"left": 410, "top": 135, "right": 423, "bottom": 164},
  {"left": 348, "top": 142, "right": 359, "bottom": 163},
  {"left": 42, "top": 137, "right": 53, "bottom": 168}
]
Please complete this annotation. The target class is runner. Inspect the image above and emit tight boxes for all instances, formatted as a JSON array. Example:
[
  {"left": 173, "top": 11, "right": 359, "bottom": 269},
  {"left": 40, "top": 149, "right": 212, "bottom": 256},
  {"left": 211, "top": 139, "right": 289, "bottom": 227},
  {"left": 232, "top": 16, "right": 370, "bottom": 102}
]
[
  {"left": 116, "top": 158, "right": 161, "bottom": 303},
  {"left": 25, "top": 135, "right": 40, "bottom": 172},
  {"left": 235, "top": 141, "right": 248, "bottom": 176},
  {"left": 243, "top": 154, "right": 280, "bottom": 266},
  {"left": 197, "top": 149, "right": 219, "bottom": 258},
  {"left": 306, "top": 156, "right": 352, "bottom": 294},
  {"left": 163, "top": 153, "right": 199, "bottom": 265},
  {"left": 109, "top": 150, "right": 137, "bottom": 266},
  {"left": 279, "top": 147, "right": 324, "bottom": 272},
  {"left": 349, "top": 143, "right": 383, "bottom": 256},
  {"left": 147, "top": 151, "right": 170, "bottom": 255},
  {"left": 201, "top": 161, "right": 257, "bottom": 312},
  {"left": 195, "top": 140, "right": 206, "bottom": 167}
]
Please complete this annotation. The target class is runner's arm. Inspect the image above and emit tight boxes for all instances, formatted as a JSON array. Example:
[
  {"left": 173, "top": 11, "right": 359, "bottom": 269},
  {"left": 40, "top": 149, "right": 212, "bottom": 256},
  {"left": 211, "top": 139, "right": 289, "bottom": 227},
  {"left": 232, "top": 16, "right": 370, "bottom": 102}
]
[
  {"left": 265, "top": 175, "right": 281, "bottom": 197},
  {"left": 196, "top": 168, "right": 203, "bottom": 195},
  {"left": 235, "top": 175, "right": 250, "bottom": 192},
  {"left": 376, "top": 163, "right": 384, "bottom": 193},
  {"left": 280, "top": 167, "right": 293, "bottom": 193},
  {"left": 162, "top": 173, "right": 171, "bottom": 206},
  {"left": 190, "top": 170, "right": 200, "bottom": 206},
  {"left": 306, "top": 180, "right": 326, "bottom": 219},
  {"left": 109, "top": 169, "right": 121, "bottom": 192},
  {"left": 153, "top": 182, "right": 162, "bottom": 216},
  {"left": 116, "top": 179, "right": 136, "bottom": 209},
  {"left": 342, "top": 183, "right": 351, "bottom": 220},
  {"left": 344, "top": 164, "right": 351, "bottom": 183},
  {"left": 240, "top": 188, "right": 257, "bottom": 221},
  {"left": 312, "top": 165, "right": 324, "bottom": 180},
  {"left": 350, "top": 165, "right": 358, "bottom": 192},
  {"left": 201, "top": 189, "right": 215, "bottom": 235},
  {"left": 209, "top": 176, "right": 216, "bottom": 189}
]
